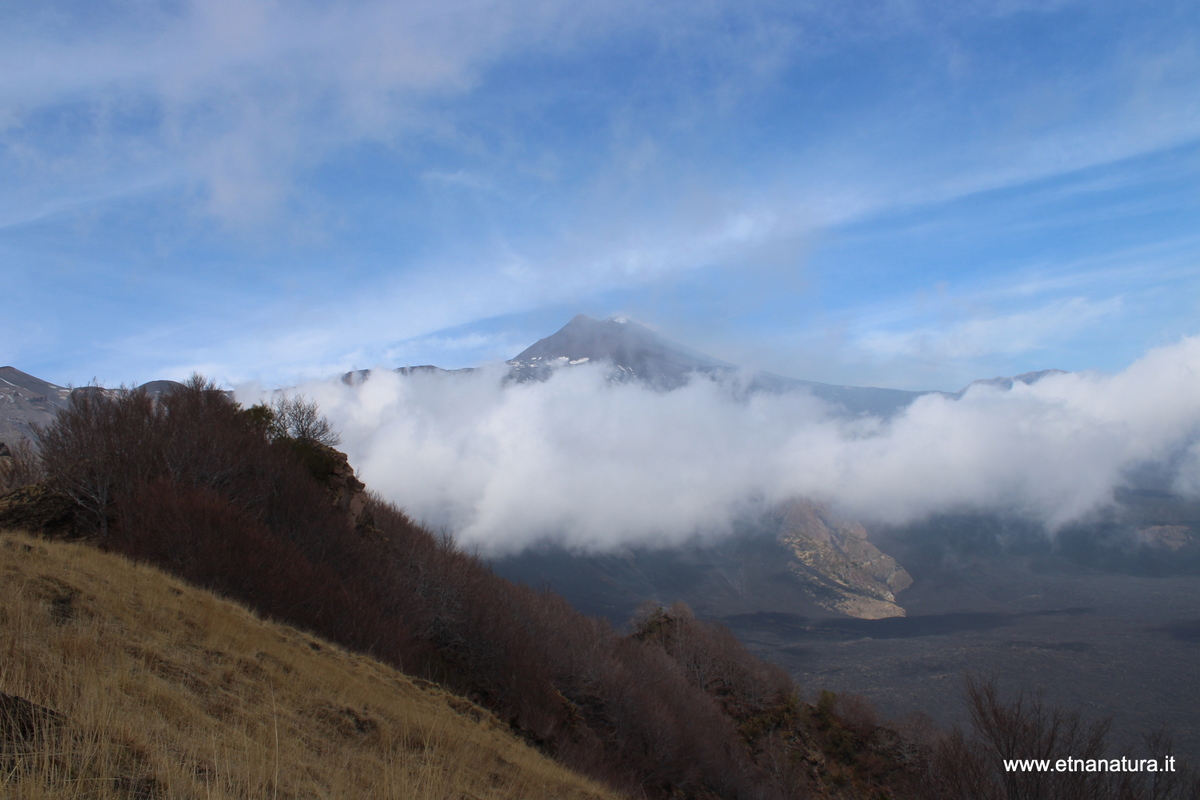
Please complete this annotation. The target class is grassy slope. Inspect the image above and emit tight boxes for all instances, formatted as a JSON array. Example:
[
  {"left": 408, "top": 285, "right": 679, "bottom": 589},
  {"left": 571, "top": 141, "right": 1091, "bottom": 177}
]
[{"left": 0, "top": 529, "right": 620, "bottom": 800}]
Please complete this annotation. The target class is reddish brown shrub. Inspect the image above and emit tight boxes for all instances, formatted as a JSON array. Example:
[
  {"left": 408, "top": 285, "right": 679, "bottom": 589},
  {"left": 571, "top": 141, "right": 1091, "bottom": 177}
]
[
  {"left": 835, "top": 693, "right": 879, "bottom": 740},
  {"left": 632, "top": 602, "right": 795, "bottom": 729}
]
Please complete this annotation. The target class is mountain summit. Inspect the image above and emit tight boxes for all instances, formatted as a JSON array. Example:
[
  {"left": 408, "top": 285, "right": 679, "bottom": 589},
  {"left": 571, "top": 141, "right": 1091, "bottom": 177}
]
[
  {"left": 508, "top": 314, "right": 930, "bottom": 416},
  {"left": 508, "top": 314, "right": 731, "bottom": 389}
]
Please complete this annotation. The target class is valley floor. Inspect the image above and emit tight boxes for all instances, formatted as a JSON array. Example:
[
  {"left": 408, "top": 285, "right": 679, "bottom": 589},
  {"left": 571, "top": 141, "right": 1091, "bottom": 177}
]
[{"left": 729, "top": 565, "right": 1200, "bottom": 757}]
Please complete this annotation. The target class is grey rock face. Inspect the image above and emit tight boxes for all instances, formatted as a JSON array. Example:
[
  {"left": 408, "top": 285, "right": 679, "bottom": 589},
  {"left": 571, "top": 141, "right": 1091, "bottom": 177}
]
[{"left": 0, "top": 367, "right": 72, "bottom": 446}]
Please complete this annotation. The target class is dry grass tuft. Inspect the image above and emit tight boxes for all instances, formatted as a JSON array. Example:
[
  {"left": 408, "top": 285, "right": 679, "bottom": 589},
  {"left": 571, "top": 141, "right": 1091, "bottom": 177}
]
[{"left": 0, "top": 528, "right": 620, "bottom": 800}]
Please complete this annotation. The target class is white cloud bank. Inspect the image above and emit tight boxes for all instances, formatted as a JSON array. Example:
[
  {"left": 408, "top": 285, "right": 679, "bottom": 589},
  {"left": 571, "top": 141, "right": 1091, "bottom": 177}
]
[{"left": 268, "top": 335, "right": 1200, "bottom": 554}]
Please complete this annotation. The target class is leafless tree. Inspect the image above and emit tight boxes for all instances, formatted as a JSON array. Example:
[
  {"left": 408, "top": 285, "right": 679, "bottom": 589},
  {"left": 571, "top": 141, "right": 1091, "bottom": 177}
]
[
  {"left": 33, "top": 386, "right": 159, "bottom": 536},
  {"left": 270, "top": 394, "right": 341, "bottom": 446}
]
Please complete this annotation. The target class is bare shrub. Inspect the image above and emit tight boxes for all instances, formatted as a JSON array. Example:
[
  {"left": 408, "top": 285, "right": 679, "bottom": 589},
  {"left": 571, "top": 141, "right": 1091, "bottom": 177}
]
[
  {"left": 965, "top": 675, "right": 1110, "bottom": 800},
  {"left": 921, "top": 676, "right": 1200, "bottom": 800},
  {"left": 269, "top": 394, "right": 341, "bottom": 446},
  {"left": 632, "top": 602, "right": 795, "bottom": 734},
  {"left": 835, "top": 693, "right": 879, "bottom": 740}
]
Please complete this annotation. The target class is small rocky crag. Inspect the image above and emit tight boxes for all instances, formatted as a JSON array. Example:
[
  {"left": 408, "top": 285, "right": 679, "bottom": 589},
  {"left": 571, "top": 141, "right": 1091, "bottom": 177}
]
[
  {"left": 283, "top": 440, "right": 381, "bottom": 540},
  {"left": 301, "top": 442, "right": 367, "bottom": 519}
]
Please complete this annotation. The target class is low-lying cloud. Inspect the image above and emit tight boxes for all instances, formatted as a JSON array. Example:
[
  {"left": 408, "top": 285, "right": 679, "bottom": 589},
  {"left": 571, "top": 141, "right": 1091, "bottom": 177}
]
[{"left": 270, "top": 335, "right": 1200, "bottom": 554}]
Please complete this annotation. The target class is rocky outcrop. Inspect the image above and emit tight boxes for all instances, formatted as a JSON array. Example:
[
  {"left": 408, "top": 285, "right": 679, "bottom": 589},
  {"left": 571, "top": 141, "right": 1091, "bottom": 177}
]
[
  {"left": 319, "top": 445, "right": 368, "bottom": 522},
  {"left": 1138, "top": 525, "right": 1198, "bottom": 552},
  {"left": 297, "top": 442, "right": 380, "bottom": 540},
  {"left": 778, "top": 500, "right": 912, "bottom": 619},
  {"left": 0, "top": 483, "right": 79, "bottom": 538}
]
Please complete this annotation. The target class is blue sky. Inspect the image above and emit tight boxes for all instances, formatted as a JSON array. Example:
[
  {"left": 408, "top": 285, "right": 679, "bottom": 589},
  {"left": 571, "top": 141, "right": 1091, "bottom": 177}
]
[{"left": 3, "top": 0, "right": 1198, "bottom": 392}]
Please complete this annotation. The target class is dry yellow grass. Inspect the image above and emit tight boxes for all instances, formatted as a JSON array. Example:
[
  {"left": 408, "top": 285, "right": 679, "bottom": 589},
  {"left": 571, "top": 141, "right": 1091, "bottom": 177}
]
[{"left": 0, "top": 528, "right": 621, "bottom": 800}]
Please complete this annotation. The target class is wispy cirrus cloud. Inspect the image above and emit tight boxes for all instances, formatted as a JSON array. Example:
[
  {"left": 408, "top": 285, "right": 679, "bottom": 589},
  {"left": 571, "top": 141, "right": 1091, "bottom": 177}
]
[
  {"left": 3, "top": 0, "right": 1199, "bottom": 389},
  {"left": 855, "top": 296, "right": 1123, "bottom": 365}
]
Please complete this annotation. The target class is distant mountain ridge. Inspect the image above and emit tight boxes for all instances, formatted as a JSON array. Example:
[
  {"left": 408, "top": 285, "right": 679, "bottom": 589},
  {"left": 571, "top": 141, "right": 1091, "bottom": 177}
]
[
  {"left": 954, "top": 369, "right": 1068, "bottom": 395},
  {"left": 6, "top": 316, "right": 1069, "bottom": 448},
  {"left": 336, "top": 314, "right": 937, "bottom": 416},
  {"left": 0, "top": 368, "right": 184, "bottom": 445},
  {"left": 504, "top": 316, "right": 1078, "bottom": 416},
  {"left": 0, "top": 367, "right": 73, "bottom": 444},
  {"left": 509, "top": 314, "right": 942, "bottom": 417}
]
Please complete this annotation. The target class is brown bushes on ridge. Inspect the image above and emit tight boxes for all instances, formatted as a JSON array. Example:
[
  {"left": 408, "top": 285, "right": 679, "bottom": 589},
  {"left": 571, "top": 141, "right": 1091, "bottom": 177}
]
[{"left": 26, "top": 376, "right": 931, "bottom": 799}]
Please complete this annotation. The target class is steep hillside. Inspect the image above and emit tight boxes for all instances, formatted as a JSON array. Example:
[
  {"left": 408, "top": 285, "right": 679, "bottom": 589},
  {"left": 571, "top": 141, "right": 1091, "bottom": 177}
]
[
  {"left": 0, "top": 375, "right": 940, "bottom": 799},
  {"left": 6, "top": 376, "right": 1191, "bottom": 799},
  {"left": 0, "top": 528, "right": 619, "bottom": 800}
]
